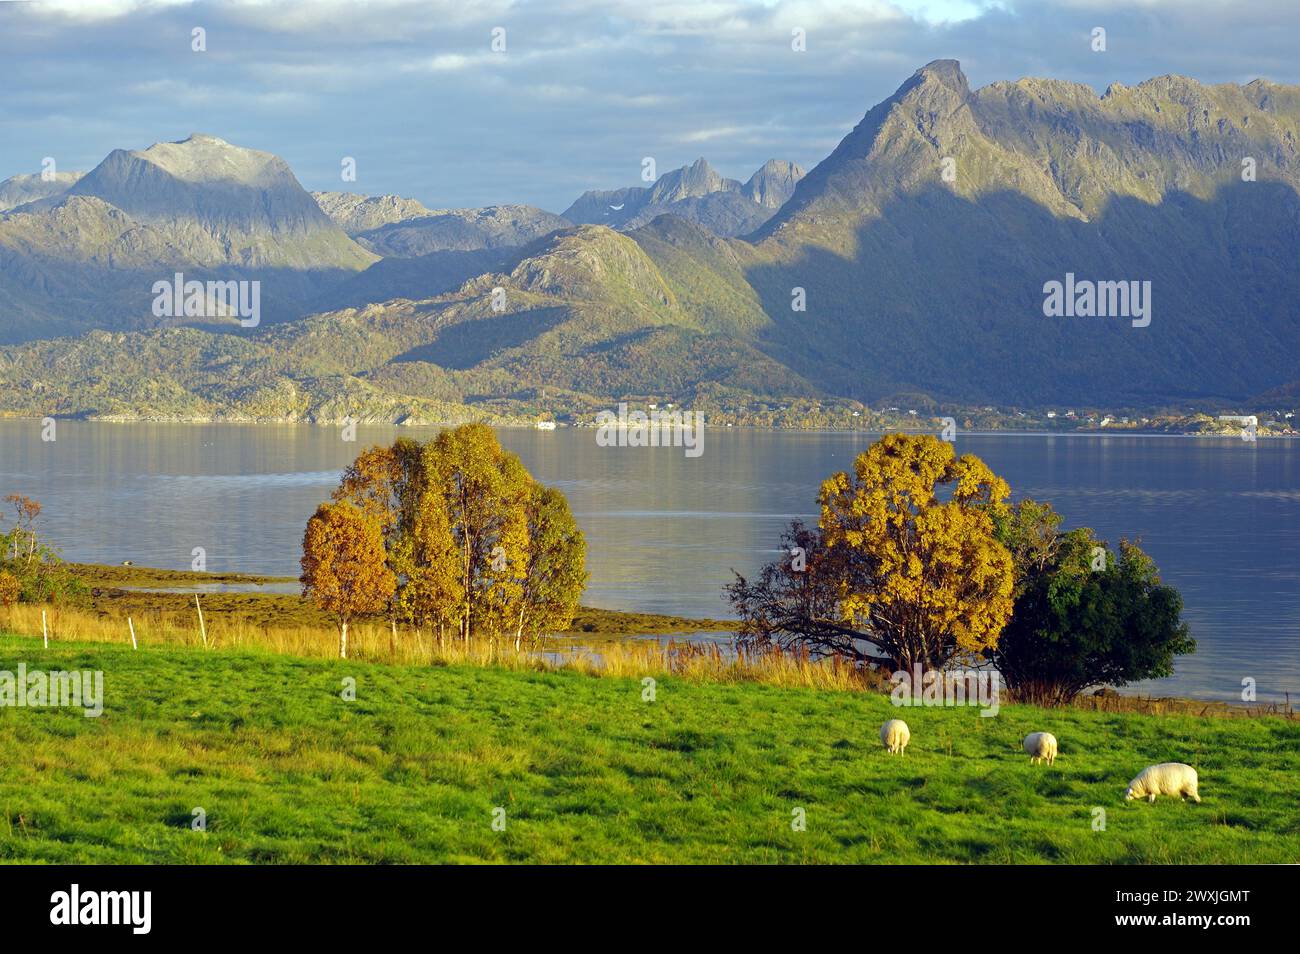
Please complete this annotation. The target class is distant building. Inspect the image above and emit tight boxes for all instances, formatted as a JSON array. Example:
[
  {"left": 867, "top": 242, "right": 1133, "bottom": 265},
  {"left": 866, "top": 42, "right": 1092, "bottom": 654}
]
[{"left": 1218, "top": 415, "right": 1258, "bottom": 427}]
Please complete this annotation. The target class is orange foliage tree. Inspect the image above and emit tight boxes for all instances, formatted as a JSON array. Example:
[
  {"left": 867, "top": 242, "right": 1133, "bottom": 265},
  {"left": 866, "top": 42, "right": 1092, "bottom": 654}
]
[
  {"left": 729, "top": 433, "right": 1015, "bottom": 671},
  {"left": 324, "top": 424, "right": 586, "bottom": 648},
  {"left": 300, "top": 501, "right": 396, "bottom": 658}
]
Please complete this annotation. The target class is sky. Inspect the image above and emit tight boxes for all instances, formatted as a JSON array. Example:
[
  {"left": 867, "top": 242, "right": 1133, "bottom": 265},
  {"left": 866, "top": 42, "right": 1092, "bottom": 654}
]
[{"left": 2, "top": 0, "right": 1299, "bottom": 213}]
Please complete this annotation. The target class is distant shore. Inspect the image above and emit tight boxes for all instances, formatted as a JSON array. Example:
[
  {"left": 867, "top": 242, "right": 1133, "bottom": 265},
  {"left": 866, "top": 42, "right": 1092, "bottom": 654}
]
[{"left": 2, "top": 415, "right": 1297, "bottom": 439}]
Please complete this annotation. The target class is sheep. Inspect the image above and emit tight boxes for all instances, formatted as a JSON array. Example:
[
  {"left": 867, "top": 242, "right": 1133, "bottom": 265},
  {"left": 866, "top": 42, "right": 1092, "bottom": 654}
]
[
  {"left": 1125, "top": 763, "right": 1200, "bottom": 803},
  {"left": 1022, "top": 732, "right": 1058, "bottom": 765},
  {"left": 880, "top": 719, "right": 910, "bottom": 754}
]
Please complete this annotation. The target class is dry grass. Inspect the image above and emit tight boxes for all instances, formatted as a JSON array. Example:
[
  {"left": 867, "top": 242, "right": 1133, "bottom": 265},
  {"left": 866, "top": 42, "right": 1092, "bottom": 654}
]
[
  {"left": 0, "top": 602, "right": 880, "bottom": 693},
  {"left": 1072, "top": 689, "right": 1296, "bottom": 720},
  {"left": 5, "top": 602, "right": 1291, "bottom": 718}
]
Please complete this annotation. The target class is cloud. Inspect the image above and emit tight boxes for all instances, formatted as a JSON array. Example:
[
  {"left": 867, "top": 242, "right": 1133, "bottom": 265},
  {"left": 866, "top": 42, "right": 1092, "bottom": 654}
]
[{"left": 2, "top": 0, "right": 1299, "bottom": 211}]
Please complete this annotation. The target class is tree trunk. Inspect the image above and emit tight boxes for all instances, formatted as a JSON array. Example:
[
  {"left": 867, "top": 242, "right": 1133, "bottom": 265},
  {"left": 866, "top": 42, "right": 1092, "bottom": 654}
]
[
  {"left": 463, "top": 515, "right": 473, "bottom": 647},
  {"left": 340, "top": 620, "right": 348, "bottom": 659}
]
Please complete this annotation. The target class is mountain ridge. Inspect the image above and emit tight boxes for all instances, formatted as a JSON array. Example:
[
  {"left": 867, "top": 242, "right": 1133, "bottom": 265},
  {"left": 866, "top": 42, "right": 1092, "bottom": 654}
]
[
  {"left": 2, "top": 63, "right": 1300, "bottom": 418},
  {"left": 563, "top": 157, "right": 805, "bottom": 236}
]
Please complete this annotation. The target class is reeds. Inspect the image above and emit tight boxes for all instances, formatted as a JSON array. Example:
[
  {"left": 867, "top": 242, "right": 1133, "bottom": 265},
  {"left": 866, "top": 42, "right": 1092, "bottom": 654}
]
[{"left": 0, "top": 603, "right": 881, "bottom": 693}]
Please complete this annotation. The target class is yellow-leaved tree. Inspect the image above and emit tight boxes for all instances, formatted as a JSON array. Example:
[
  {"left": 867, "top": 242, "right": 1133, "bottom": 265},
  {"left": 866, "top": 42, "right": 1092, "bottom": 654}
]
[
  {"left": 323, "top": 424, "right": 586, "bottom": 649},
  {"left": 425, "top": 423, "right": 532, "bottom": 643},
  {"left": 390, "top": 485, "right": 464, "bottom": 648},
  {"left": 514, "top": 484, "right": 586, "bottom": 651},
  {"left": 728, "top": 433, "right": 1014, "bottom": 671},
  {"left": 300, "top": 501, "right": 396, "bottom": 658}
]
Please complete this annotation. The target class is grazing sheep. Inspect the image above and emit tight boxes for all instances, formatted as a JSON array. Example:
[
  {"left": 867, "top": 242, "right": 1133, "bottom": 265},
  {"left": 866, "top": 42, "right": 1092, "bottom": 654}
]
[
  {"left": 880, "top": 719, "right": 910, "bottom": 754},
  {"left": 1023, "top": 732, "right": 1058, "bottom": 765},
  {"left": 1125, "top": 763, "right": 1200, "bottom": 803}
]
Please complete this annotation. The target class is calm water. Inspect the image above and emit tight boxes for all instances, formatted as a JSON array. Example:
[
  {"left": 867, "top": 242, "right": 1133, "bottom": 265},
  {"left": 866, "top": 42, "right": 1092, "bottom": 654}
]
[{"left": 1, "top": 421, "right": 1297, "bottom": 703}]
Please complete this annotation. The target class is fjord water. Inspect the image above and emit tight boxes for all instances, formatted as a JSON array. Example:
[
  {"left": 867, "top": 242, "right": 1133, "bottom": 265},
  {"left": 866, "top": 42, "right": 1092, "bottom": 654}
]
[{"left": 1, "top": 421, "right": 1296, "bottom": 703}]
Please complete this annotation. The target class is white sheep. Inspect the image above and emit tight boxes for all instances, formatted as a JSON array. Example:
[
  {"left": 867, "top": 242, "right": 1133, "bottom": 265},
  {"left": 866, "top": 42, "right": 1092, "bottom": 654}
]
[
  {"left": 1125, "top": 763, "right": 1200, "bottom": 803},
  {"left": 880, "top": 719, "right": 910, "bottom": 754},
  {"left": 1022, "top": 731, "right": 1058, "bottom": 765}
]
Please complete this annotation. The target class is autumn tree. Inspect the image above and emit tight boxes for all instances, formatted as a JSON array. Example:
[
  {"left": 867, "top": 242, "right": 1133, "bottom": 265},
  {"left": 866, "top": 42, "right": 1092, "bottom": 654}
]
[
  {"left": 0, "top": 494, "right": 85, "bottom": 605},
  {"left": 332, "top": 439, "right": 425, "bottom": 538},
  {"left": 334, "top": 439, "right": 458, "bottom": 638},
  {"left": 390, "top": 482, "right": 464, "bottom": 646},
  {"left": 4, "top": 494, "right": 41, "bottom": 563},
  {"left": 513, "top": 484, "right": 587, "bottom": 650},
  {"left": 0, "top": 571, "right": 19, "bottom": 608},
  {"left": 425, "top": 424, "right": 531, "bottom": 642},
  {"left": 325, "top": 424, "right": 586, "bottom": 648},
  {"left": 729, "top": 434, "right": 1015, "bottom": 671},
  {"left": 300, "top": 501, "right": 396, "bottom": 658}
]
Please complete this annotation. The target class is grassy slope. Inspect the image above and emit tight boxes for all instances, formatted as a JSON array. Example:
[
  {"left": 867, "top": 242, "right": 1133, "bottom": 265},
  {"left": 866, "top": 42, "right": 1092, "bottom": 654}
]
[{"left": 1, "top": 636, "right": 1296, "bottom": 864}]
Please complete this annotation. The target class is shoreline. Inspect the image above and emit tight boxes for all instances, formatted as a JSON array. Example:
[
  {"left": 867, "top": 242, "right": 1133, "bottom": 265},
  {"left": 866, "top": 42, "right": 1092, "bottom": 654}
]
[
  {"left": 67, "top": 562, "right": 736, "bottom": 637},
  {"left": 2, "top": 416, "right": 1297, "bottom": 438},
  {"left": 45, "top": 563, "right": 1294, "bottom": 716}
]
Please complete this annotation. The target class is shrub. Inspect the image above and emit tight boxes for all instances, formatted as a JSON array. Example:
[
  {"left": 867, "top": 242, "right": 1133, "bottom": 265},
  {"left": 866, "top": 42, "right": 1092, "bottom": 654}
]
[{"left": 989, "top": 501, "right": 1195, "bottom": 705}]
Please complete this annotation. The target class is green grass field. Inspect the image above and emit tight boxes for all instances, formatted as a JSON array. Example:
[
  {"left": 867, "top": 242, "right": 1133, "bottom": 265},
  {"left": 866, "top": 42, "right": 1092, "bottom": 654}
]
[{"left": 0, "top": 634, "right": 1296, "bottom": 864}]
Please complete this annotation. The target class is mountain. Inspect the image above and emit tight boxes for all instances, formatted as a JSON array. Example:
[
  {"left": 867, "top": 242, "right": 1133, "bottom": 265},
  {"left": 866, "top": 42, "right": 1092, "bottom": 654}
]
[
  {"left": 312, "top": 191, "right": 435, "bottom": 233},
  {"left": 744, "top": 160, "right": 804, "bottom": 208},
  {"left": 0, "top": 171, "right": 84, "bottom": 211},
  {"left": 563, "top": 158, "right": 804, "bottom": 237},
  {"left": 4, "top": 64, "right": 1300, "bottom": 418},
  {"left": 745, "top": 60, "right": 1300, "bottom": 405},
  {"left": 354, "top": 205, "right": 572, "bottom": 257},
  {"left": 59, "top": 134, "right": 375, "bottom": 270},
  {"left": 0, "top": 135, "right": 376, "bottom": 341},
  {"left": 314, "top": 191, "right": 571, "bottom": 258},
  {"left": 0, "top": 222, "right": 813, "bottom": 422}
]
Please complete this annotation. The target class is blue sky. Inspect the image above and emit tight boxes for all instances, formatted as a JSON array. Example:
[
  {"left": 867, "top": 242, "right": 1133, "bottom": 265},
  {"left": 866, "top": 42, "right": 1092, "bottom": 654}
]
[{"left": 2, "top": 0, "right": 1298, "bottom": 212}]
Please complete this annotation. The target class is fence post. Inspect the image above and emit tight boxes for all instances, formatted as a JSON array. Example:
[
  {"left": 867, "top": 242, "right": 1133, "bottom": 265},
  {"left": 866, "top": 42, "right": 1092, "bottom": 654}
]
[{"left": 195, "top": 594, "right": 208, "bottom": 649}]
